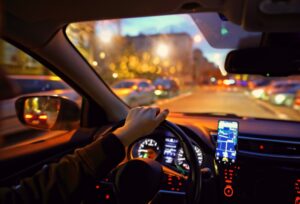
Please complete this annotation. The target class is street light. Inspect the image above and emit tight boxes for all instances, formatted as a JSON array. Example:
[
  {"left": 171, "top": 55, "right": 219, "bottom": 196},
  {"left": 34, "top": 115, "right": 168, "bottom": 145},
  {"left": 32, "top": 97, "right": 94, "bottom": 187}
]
[
  {"left": 92, "top": 61, "right": 98, "bottom": 66},
  {"left": 99, "top": 52, "right": 106, "bottom": 59},
  {"left": 193, "top": 34, "right": 202, "bottom": 43},
  {"left": 156, "top": 43, "right": 170, "bottom": 58},
  {"left": 99, "top": 30, "right": 113, "bottom": 44},
  {"left": 112, "top": 72, "right": 118, "bottom": 79}
]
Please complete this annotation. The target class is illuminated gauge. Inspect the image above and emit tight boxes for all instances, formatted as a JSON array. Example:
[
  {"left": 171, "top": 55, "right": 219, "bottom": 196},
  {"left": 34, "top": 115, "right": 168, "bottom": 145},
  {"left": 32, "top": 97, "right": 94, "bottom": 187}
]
[
  {"left": 175, "top": 145, "right": 203, "bottom": 171},
  {"left": 131, "top": 138, "right": 160, "bottom": 160}
]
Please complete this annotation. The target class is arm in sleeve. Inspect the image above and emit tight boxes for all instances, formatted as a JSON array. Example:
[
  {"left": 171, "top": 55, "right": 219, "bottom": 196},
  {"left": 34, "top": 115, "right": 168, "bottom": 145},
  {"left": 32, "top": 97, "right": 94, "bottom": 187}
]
[{"left": 0, "top": 133, "right": 125, "bottom": 204}]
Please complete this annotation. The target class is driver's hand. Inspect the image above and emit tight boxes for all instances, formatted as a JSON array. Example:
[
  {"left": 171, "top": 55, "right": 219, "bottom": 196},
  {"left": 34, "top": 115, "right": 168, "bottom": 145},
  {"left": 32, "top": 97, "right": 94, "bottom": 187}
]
[{"left": 113, "top": 107, "right": 169, "bottom": 146}]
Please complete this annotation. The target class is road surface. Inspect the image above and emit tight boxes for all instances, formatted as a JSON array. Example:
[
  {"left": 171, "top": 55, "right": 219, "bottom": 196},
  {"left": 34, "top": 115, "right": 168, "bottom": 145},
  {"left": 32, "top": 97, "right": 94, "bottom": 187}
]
[{"left": 156, "top": 86, "right": 300, "bottom": 121}]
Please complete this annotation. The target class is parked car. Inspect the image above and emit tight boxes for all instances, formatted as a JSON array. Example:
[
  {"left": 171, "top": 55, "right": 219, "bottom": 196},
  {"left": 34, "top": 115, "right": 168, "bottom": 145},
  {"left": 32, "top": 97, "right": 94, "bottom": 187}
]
[
  {"left": 293, "top": 90, "right": 300, "bottom": 110},
  {"left": 153, "top": 78, "right": 179, "bottom": 98},
  {"left": 248, "top": 79, "right": 271, "bottom": 90},
  {"left": 251, "top": 81, "right": 300, "bottom": 100},
  {"left": 269, "top": 84, "right": 300, "bottom": 106},
  {"left": 112, "top": 79, "right": 156, "bottom": 107}
]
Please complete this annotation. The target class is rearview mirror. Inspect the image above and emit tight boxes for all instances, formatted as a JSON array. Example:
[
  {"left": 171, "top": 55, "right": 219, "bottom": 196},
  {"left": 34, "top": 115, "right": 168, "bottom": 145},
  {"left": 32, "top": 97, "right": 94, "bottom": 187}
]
[
  {"left": 225, "top": 47, "right": 300, "bottom": 76},
  {"left": 15, "top": 96, "right": 80, "bottom": 130}
]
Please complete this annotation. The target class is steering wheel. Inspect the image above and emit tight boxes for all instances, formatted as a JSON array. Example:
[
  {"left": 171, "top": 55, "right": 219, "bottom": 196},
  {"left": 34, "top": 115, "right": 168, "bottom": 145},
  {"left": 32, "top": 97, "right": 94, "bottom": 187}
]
[{"left": 107, "top": 120, "right": 202, "bottom": 204}]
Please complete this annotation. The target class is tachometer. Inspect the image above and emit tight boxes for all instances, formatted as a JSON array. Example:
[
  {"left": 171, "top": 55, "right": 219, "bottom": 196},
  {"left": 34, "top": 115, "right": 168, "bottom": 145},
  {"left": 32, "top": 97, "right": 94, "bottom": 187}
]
[
  {"left": 175, "top": 145, "right": 203, "bottom": 171},
  {"left": 131, "top": 138, "right": 161, "bottom": 160}
]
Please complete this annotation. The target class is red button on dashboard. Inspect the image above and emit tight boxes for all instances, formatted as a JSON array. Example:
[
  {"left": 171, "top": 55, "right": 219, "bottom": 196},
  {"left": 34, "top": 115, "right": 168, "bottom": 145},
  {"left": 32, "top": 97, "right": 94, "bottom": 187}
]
[{"left": 224, "top": 185, "right": 234, "bottom": 197}]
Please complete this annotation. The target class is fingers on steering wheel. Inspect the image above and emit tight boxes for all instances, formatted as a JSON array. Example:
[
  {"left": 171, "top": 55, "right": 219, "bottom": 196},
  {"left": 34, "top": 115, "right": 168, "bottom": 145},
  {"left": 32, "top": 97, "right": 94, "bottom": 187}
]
[{"left": 156, "top": 109, "right": 169, "bottom": 123}]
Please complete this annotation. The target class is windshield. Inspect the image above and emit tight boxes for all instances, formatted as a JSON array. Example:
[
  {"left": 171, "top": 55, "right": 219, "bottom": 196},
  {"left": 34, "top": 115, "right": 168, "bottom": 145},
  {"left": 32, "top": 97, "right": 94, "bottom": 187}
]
[{"left": 66, "top": 13, "right": 300, "bottom": 122}]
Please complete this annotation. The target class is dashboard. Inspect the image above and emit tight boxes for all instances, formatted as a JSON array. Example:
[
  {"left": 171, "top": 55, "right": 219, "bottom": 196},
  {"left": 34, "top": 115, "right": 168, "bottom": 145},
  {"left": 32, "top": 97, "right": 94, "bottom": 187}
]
[
  {"left": 2, "top": 112, "right": 300, "bottom": 204},
  {"left": 93, "top": 114, "right": 300, "bottom": 204}
]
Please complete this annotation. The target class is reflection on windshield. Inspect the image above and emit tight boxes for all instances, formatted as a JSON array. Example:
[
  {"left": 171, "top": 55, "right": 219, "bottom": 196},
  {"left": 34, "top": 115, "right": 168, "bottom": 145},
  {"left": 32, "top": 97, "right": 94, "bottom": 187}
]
[{"left": 67, "top": 13, "right": 300, "bottom": 122}]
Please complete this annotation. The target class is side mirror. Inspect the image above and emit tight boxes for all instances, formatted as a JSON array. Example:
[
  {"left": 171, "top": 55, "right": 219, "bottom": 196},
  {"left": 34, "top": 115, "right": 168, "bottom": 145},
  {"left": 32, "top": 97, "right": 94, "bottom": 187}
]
[{"left": 15, "top": 96, "right": 80, "bottom": 130}]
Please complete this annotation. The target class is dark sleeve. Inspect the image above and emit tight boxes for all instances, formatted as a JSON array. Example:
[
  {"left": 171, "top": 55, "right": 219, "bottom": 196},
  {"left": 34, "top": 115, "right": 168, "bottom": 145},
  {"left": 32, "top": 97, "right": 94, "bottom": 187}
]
[{"left": 0, "top": 133, "right": 125, "bottom": 204}]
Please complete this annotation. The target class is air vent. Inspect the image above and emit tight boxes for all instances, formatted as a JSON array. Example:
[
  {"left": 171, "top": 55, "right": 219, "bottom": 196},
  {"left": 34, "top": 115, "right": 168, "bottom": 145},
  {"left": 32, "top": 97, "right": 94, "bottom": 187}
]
[
  {"left": 210, "top": 132, "right": 300, "bottom": 159},
  {"left": 238, "top": 136, "right": 300, "bottom": 159}
]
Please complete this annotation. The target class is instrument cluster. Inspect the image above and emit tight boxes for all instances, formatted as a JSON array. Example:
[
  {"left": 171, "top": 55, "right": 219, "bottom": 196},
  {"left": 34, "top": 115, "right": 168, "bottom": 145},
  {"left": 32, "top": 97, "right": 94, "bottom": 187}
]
[{"left": 129, "top": 130, "right": 204, "bottom": 174}]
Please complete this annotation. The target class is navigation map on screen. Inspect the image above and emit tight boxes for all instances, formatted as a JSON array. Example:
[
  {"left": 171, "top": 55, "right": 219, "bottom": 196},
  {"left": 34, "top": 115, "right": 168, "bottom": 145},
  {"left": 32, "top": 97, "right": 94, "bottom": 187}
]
[{"left": 216, "top": 121, "right": 238, "bottom": 164}]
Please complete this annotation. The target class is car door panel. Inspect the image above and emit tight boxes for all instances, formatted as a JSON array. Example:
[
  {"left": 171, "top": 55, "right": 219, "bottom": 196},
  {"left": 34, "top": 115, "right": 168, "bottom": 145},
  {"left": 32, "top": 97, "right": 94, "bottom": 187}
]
[{"left": 0, "top": 127, "right": 110, "bottom": 185}]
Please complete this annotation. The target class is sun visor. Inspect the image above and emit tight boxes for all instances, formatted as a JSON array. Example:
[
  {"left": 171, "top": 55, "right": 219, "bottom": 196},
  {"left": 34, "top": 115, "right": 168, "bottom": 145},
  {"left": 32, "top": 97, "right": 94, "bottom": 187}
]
[{"left": 190, "top": 13, "right": 262, "bottom": 49}]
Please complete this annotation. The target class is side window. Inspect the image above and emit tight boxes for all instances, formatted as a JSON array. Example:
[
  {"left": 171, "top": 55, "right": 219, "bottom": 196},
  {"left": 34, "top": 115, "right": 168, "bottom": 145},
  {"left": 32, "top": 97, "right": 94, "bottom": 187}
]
[
  {"left": 0, "top": 40, "right": 82, "bottom": 148},
  {"left": 13, "top": 79, "right": 43, "bottom": 94},
  {"left": 12, "top": 79, "right": 57, "bottom": 94}
]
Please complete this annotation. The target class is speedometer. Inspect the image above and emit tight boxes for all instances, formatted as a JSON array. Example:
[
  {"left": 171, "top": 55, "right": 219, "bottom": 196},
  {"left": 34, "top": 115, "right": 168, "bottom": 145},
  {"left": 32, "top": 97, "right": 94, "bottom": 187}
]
[
  {"left": 131, "top": 138, "right": 161, "bottom": 160},
  {"left": 175, "top": 145, "right": 203, "bottom": 171}
]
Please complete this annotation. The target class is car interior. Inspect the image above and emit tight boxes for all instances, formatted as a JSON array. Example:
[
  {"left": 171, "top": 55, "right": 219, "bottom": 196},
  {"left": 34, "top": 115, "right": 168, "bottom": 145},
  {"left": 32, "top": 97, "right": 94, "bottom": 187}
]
[{"left": 1, "top": 0, "right": 300, "bottom": 204}]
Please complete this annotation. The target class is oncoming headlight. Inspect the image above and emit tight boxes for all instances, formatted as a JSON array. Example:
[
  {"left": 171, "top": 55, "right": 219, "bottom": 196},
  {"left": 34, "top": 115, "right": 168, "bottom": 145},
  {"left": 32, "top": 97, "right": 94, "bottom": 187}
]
[
  {"left": 274, "top": 94, "right": 287, "bottom": 104},
  {"left": 252, "top": 89, "right": 264, "bottom": 98}
]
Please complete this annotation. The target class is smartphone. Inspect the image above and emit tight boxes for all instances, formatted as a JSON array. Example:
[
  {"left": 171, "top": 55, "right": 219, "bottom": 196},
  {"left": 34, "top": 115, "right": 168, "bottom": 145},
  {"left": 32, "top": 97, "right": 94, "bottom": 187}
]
[{"left": 215, "top": 120, "right": 238, "bottom": 164}]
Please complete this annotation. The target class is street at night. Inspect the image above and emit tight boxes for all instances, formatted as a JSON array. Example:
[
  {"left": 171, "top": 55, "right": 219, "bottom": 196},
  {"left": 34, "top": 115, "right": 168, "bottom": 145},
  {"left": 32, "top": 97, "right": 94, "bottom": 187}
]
[{"left": 156, "top": 86, "right": 300, "bottom": 121}]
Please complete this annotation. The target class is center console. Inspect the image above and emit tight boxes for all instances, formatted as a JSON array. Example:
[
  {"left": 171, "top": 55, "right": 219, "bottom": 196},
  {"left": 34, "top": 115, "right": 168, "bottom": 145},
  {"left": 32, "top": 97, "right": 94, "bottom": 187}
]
[
  {"left": 214, "top": 120, "right": 300, "bottom": 204},
  {"left": 215, "top": 120, "right": 239, "bottom": 203}
]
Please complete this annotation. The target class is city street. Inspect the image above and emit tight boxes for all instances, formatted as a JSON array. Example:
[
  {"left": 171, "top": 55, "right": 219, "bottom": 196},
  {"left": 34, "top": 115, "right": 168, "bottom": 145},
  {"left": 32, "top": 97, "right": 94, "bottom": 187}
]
[
  {"left": 3, "top": 85, "right": 300, "bottom": 148},
  {"left": 156, "top": 86, "right": 300, "bottom": 121}
]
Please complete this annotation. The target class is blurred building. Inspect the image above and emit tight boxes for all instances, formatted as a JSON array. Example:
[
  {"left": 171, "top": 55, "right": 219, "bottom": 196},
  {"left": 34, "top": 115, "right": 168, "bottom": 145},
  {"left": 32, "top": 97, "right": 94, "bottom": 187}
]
[
  {"left": 0, "top": 40, "right": 50, "bottom": 75},
  {"left": 126, "top": 33, "right": 193, "bottom": 81},
  {"left": 193, "top": 49, "right": 220, "bottom": 84}
]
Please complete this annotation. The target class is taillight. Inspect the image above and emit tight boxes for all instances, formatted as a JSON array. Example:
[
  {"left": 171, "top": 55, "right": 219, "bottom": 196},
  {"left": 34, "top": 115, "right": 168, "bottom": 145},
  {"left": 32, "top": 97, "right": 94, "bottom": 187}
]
[
  {"left": 24, "top": 114, "right": 33, "bottom": 119},
  {"left": 39, "top": 115, "right": 48, "bottom": 120},
  {"left": 295, "top": 98, "right": 300, "bottom": 105}
]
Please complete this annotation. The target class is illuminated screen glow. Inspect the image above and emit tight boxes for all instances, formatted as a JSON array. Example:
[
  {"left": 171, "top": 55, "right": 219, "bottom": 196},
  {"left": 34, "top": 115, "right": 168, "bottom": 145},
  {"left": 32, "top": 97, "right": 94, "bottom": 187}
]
[{"left": 216, "top": 120, "right": 238, "bottom": 164}]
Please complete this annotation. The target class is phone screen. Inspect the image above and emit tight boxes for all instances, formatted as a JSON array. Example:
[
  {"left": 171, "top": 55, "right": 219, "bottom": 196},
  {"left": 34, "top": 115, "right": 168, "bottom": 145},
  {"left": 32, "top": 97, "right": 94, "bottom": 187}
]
[{"left": 216, "top": 120, "right": 238, "bottom": 164}]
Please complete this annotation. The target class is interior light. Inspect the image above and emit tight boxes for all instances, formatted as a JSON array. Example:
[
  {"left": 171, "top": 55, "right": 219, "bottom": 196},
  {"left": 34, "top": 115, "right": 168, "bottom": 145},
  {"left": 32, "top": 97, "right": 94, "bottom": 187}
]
[{"left": 221, "top": 27, "right": 229, "bottom": 36}]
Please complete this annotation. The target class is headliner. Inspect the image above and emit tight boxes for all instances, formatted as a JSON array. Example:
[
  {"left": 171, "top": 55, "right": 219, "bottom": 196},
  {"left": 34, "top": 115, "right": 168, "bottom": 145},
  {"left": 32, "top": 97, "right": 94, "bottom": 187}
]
[{"left": 2, "top": 0, "right": 300, "bottom": 49}]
